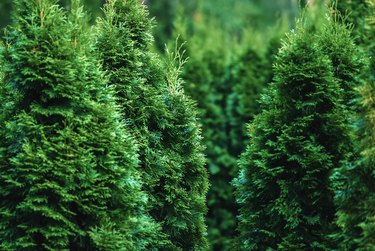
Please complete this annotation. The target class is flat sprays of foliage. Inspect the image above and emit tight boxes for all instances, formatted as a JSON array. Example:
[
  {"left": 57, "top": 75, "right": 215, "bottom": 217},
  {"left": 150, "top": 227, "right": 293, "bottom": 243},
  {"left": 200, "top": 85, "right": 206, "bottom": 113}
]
[
  {"left": 0, "top": 0, "right": 156, "bottom": 249},
  {"left": 234, "top": 9, "right": 364, "bottom": 249},
  {"left": 333, "top": 0, "right": 375, "bottom": 249},
  {"left": 95, "top": 0, "right": 209, "bottom": 250}
]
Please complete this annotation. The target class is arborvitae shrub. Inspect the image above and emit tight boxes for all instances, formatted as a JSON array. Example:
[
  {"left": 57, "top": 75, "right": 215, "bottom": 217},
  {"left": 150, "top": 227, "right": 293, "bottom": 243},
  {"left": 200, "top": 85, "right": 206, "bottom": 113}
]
[
  {"left": 226, "top": 47, "right": 270, "bottom": 160},
  {"left": 335, "top": 67, "right": 375, "bottom": 251},
  {"left": 162, "top": 45, "right": 209, "bottom": 250},
  {"left": 333, "top": 0, "right": 375, "bottom": 249},
  {"left": 0, "top": 0, "right": 154, "bottom": 249},
  {"left": 172, "top": 17, "right": 237, "bottom": 250},
  {"left": 96, "top": 0, "right": 208, "bottom": 249},
  {"left": 234, "top": 16, "right": 355, "bottom": 250}
]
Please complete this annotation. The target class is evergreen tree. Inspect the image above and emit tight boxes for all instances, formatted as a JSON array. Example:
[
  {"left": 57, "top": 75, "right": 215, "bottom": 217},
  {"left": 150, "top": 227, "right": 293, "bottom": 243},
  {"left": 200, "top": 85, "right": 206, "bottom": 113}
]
[
  {"left": 226, "top": 48, "right": 268, "bottom": 159},
  {"left": 226, "top": 29, "right": 285, "bottom": 164},
  {"left": 96, "top": 0, "right": 208, "bottom": 249},
  {"left": 234, "top": 16, "right": 355, "bottom": 250},
  {"left": 176, "top": 21, "right": 236, "bottom": 249},
  {"left": 332, "top": 0, "right": 375, "bottom": 249},
  {"left": 0, "top": 0, "right": 155, "bottom": 249},
  {"left": 162, "top": 44, "right": 209, "bottom": 250}
]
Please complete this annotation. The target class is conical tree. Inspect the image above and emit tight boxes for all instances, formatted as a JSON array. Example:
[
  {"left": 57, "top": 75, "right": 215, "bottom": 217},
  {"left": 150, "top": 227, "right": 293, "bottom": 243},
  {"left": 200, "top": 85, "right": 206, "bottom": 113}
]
[
  {"left": 95, "top": 0, "right": 208, "bottom": 249},
  {"left": 234, "top": 16, "right": 355, "bottom": 250},
  {"left": 162, "top": 44, "right": 209, "bottom": 250},
  {"left": 0, "top": 0, "right": 155, "bottom": 249}
]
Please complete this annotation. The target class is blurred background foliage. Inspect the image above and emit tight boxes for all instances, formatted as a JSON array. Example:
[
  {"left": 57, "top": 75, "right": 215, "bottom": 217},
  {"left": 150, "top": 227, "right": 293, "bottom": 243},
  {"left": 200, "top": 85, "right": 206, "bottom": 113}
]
[
  {"left": 0, "top": 0, "right": 303, "bottom": 250},
  {"left": 148, "top": 1, "right": 298, "bottom": 250}
]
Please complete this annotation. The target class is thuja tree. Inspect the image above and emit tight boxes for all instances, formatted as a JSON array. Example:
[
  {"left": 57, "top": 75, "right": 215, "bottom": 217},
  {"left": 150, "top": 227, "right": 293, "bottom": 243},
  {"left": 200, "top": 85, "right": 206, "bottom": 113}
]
[
  {"left": 226, "top": 25, "right": 286, "bottom": 165},
  {"left": 179, "top": 27, "right": 236, "bottom": 250},
  {"left": 332, "top": 0, "right": 375, "bottom": 249},
  {"left": 226, "top": 48, "right": 269, "bottom": 161},
  {"left": 162, "top": 45, "right": 209, "bottom": 250},
  {"left": 334, "top": 58, "right": 375, "bottom": 250},
  {"left": 0, "top": 0, "right": 156, "bottom": 249},
  {"left": 234, "top": 17, "right": 355, "bottom": 250},
  {"left": 96, "top": 0, "right": 208, "bottom": 249}
]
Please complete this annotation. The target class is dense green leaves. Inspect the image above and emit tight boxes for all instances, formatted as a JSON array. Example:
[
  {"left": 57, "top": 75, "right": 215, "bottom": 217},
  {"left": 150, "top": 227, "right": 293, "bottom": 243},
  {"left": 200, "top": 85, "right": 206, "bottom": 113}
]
[
  {"left": 96, "top": 0, "right": 208, "bottom": 249},
  {"left": 234, "top": 13, "right": 363, "bottom": 250},
  {"left": 0, "top": 0, "right": 155, "bottom": 249},
  {"left": 332, "top": 0, "right": 375, "bottom": 249},
  {"left": 175, "top": 21, "right": 237, "bottom": 249},
  {"left": 1, "top": 0, "right": 374, "bottom": 250}
]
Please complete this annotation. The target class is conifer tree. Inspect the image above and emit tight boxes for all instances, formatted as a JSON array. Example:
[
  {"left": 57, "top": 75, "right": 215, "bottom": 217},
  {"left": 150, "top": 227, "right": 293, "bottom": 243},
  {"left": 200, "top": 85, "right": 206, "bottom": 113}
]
[
  {"left": 226, "top": 48, "right": 268, "bottom": 159},
  {"left": 0, "top": 0, "right": 155, "bottom": 249},
  {"left": 162, "top": 44, "right": 209, "bottom": 250},
  {"left": 332, "top": 0, "right": 375, "bottom": 249},
  {"left": 226, "top": 20, "right": 288, "bottom": 161},
  {"left": 335, "top": 62, "right": 375, "bottom": 250},
  {"left": 96, "top": 0, "right": 208, "bottom": 249},
  {"left": 234, "top": 16, "right": 355, "bottom": 250},
  {"left": 171, "top": 16, "right": 237, "bottom": 249}
]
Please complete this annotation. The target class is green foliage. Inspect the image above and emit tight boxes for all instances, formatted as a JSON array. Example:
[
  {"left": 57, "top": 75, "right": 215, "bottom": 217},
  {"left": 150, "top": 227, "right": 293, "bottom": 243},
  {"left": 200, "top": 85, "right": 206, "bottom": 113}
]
[
  {"left": 170, "top": 4, "right": 290, "bottom": 249},
  {"left": 318, "top": 20, "right": 365, "bottom": 106},
  {"left": 163, "top": 43, "right": 209, "bottom": 250},
  {"left": 226, "top": 28, "right": 285, "bottom": 164},
  {"left": 0, "top": 0, "right": 12, "bottom": 31},
  {"left": 60, "top": 0, "right": 105, "bottom": 21},
  {"left": 335, "top": 0, "right": 371, "bottom": 44},
  {"left": 234, "top": 13, "right": 361, "bottom": 250},
  {"left": 332, "top": 1, "right": 375, "bottom": 249},
  {"left": 226, "top": 48, "right": 268, "bottom": 157},
  {"left": 96, "top": 0, "right": 208, "bottom": 249},
  {"left": 0, "top": 0, "right": 155, "bottom": 249},
  {"left": 0, "top": 0, "right": 104, "bottom": 32},
  {"left": 174, "top": 17, "right": 237, "bottom": 250},
  {"left": 334, "top": 72, "right": 375, "bottom": 251},
  {"left": 148, "top": 0, "right": 299, "bottom": 51}
]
